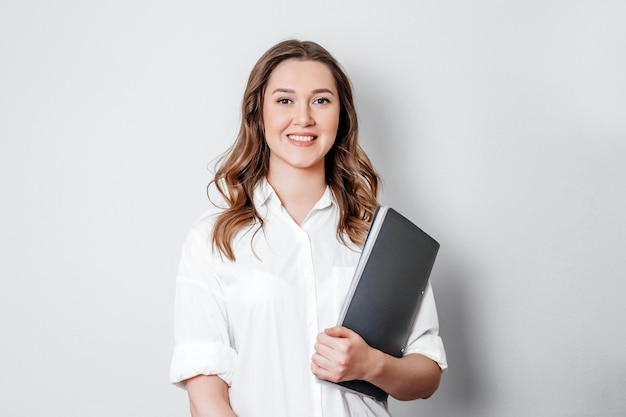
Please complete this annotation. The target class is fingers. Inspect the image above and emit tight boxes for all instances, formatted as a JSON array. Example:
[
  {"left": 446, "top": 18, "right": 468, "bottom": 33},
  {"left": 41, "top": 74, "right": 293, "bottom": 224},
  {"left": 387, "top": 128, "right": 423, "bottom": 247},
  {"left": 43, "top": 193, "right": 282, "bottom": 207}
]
[
  {"left": 323, "top": 325, "right": 353, "bottom": 338},
  {"left": 311, "top": 350, "right": 347, "bottom": 382},
  {"left": 314, "top": 338, "right": 337, "bottom": 361},
  {"left": 317, "top": 329, "right": 347, "bottom": 350},
  {"left": 311, "top": 351, "right": 333, "bottom": 376},
  {"left": 310, "top": 356, "right": 333, "bottom": 380},
  {"left": 313, "top": 333, "right": 347, "bottom": 372},
  {"left": 315, "top": 326, "right": 365, "bottom": 359},
  {"left": 311, "top": 327, "right": 364, "bottom": 382}
]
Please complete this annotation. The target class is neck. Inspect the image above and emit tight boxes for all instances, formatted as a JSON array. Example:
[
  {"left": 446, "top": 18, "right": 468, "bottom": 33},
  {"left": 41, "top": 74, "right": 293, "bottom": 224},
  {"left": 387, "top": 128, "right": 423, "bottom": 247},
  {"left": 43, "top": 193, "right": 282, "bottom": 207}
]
[{"left": 266, "top": 165, "right": 327, "bottom": 225}]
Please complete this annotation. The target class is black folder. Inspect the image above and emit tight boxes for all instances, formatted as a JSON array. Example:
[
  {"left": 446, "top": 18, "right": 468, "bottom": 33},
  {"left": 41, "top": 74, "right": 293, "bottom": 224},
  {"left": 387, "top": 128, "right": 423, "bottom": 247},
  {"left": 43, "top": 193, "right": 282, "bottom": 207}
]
[{"left": 332, "top": 206, "right": 440, "bottom": 401}]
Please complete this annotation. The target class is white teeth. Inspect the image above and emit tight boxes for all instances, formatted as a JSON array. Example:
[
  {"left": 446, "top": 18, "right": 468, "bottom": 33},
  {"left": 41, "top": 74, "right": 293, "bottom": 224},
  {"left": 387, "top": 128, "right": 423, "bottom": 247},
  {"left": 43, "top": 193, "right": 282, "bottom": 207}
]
[{"left": 288, "top": 135, "right": 315, "bottom": 142}]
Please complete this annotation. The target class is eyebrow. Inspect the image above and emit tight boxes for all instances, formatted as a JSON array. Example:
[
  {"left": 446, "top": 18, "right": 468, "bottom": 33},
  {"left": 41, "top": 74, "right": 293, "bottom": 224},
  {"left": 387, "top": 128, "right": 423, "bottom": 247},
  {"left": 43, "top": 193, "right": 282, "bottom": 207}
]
[{"left": 270, "top": 88, "right": 335, "bottom": 95}]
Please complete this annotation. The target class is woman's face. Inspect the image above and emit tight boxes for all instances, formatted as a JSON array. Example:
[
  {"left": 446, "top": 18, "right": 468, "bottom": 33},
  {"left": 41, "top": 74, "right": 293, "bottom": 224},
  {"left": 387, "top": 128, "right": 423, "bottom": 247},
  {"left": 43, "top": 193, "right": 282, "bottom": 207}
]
[{"left": 262, "top": 59, "right": 340, "bottom": 176}]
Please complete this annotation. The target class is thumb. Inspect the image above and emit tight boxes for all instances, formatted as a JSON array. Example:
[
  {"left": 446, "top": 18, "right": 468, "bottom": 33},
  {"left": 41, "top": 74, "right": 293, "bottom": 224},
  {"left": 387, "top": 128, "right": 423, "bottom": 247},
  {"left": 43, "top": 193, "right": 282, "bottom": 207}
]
[{"left": 324, "top": 325, "right": 353, "bottom": 338}]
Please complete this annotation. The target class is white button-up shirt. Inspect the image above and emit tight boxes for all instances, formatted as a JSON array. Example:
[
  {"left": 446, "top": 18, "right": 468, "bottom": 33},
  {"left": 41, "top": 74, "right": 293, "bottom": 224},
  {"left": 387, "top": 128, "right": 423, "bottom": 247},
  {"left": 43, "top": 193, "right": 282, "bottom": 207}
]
[{"left": 170, "top": 179, "right": 447, "bottom": 417}]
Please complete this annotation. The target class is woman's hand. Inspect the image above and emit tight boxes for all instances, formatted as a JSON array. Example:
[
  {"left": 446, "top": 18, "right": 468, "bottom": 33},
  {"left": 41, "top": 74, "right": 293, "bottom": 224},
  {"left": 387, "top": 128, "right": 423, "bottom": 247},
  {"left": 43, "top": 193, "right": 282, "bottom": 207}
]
[
  {"left": 310, "top": 326, "right": 382, "bottom": 383},
  {"left": 310, "top": 326, "right": 442, "bottom": 401}
]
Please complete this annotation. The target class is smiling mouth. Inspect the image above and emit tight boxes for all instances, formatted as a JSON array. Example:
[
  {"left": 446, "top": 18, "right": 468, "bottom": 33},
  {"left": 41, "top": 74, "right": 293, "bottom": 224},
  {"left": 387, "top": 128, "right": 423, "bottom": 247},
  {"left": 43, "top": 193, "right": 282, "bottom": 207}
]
[{"left": 288, "top": 134, "right": 316, "bottom": 142}]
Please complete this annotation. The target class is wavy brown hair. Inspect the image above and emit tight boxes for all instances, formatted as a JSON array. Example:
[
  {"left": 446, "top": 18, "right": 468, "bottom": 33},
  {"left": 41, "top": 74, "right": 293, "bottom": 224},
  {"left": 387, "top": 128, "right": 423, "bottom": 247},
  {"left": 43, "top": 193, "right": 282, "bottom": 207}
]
[{"left": 211, "top": 40, "right": 380, "bottom": 260}]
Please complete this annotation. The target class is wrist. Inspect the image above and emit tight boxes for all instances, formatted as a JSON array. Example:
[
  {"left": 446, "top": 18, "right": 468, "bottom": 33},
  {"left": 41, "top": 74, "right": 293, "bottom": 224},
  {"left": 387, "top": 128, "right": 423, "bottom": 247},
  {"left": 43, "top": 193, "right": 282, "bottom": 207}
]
[{"left": 363, "top": 348, "right": 386, "bottom": 382}]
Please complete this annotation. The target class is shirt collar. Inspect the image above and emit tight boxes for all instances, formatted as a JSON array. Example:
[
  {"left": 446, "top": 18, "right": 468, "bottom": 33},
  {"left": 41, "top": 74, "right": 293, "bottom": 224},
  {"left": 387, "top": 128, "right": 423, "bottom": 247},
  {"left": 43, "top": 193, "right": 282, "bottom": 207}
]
[
  {"left": 253, "top": 178, "right": 335, "bottom": 211},
  {"left": 253, "top": 178, "right": 275, "bottom": 207}
]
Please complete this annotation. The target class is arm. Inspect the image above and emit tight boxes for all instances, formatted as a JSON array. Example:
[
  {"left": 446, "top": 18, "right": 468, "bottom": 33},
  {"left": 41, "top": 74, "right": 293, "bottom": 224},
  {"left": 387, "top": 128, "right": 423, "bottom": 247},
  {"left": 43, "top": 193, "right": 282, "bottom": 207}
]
[
  {"left": 186, "top": 375, "right": 237, "bottom": 417},
  {"left": 311, "top": 326, "right": 442, "bottom": 400},
  {"left": 170, "top": 225, "right": 239, "bottom": 413}
]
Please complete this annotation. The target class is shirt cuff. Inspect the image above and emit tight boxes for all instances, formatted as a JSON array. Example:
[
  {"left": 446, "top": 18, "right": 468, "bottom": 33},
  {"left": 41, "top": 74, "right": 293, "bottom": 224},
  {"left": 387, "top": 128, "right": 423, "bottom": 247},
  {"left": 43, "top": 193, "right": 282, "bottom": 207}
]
[
  {"left": 403, "top": 333, "right": 448, "bottom": 372},
  {"left": 169, "top": 341, "right": 237, "bottom": 388}
]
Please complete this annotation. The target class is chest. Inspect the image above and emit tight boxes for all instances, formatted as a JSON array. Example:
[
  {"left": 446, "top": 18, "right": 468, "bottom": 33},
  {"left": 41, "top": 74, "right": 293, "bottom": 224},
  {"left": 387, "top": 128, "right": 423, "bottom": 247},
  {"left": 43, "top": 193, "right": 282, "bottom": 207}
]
[{"left": 212, "top": 217, "right": 360, "bottom": 341}]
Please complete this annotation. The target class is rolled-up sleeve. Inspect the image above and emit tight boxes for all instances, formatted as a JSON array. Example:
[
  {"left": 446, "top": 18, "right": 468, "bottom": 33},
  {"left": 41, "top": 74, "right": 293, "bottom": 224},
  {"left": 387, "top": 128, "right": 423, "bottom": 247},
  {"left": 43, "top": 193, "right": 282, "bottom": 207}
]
[
  {"left": 169, "top": 224, "right": 237, "bottom": 388},
  {"left": 402, "top": 281, "right": 448, "bottom": 372}
]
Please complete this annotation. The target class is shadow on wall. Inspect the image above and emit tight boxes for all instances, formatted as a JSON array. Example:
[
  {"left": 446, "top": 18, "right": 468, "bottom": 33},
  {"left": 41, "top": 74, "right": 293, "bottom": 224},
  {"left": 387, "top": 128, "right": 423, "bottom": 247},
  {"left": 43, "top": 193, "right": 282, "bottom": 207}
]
[
  {"left": 353, "top": 64, "right": 487, "bottom": 415},
  {"left": 390, "top": 256, "right": 487, "bottom": 417},
  {"left": 439, "top": 256, "right": 485, "bottom": 409}
]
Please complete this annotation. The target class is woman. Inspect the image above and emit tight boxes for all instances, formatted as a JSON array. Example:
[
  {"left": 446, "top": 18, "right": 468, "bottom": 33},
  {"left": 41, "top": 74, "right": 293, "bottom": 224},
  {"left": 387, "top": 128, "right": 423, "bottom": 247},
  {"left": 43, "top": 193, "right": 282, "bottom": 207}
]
[{"left": 170, "top": 40, "right": 447, "bottom": 417}]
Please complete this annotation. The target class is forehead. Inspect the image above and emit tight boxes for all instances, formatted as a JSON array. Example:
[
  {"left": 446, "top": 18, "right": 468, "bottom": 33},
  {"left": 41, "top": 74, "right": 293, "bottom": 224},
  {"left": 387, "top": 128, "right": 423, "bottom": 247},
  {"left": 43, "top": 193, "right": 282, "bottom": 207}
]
[{"left": 266, "top": 59, "right": 337, "bottom": 92}]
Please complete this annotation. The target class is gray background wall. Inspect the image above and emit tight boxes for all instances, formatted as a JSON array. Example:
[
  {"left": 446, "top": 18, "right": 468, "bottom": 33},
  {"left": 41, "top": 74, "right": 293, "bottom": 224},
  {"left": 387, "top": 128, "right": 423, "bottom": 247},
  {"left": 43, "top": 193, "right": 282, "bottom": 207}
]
[{"left": 1, "top": 1, "right": 624, "bottom": 416}]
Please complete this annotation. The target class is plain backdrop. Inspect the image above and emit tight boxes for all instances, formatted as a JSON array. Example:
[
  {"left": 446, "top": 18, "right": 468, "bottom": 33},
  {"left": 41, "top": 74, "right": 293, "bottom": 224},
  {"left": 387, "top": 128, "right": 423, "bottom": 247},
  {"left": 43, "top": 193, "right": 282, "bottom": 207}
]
[{"left": 1, "top": 1, "right": 625, "bottom": 416}]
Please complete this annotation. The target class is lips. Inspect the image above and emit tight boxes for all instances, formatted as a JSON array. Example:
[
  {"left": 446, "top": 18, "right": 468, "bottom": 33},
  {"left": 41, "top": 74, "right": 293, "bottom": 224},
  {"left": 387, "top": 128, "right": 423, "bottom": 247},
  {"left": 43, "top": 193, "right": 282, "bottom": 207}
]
[{"left": 287, "top": 134, "right": 317, "bottom": 142}]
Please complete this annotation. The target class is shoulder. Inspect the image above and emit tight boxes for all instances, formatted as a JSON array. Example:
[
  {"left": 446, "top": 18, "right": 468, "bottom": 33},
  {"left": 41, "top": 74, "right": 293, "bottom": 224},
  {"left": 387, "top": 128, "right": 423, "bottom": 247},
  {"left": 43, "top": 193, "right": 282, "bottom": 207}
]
[
  {"left": 186, "top": 179, "right": 266, "bottom": 252},
  {"left": 183, "top": 183, "right": 229, "bottom": 243}
]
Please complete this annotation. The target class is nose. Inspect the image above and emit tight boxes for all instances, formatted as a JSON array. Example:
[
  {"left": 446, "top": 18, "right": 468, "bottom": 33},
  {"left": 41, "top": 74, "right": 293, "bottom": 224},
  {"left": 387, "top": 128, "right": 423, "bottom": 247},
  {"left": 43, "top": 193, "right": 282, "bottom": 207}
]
[{"left": 294, "top": 103, "right": 314, "bottom": 126}]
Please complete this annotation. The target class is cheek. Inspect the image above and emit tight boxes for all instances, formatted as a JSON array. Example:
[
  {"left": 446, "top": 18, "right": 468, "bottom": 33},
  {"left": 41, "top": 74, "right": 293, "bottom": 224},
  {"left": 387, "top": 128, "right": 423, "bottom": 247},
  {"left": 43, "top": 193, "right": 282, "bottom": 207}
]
[
  {"left": 263, "top": 120, "right": 279, "bottom": 139},
  {"left": 262, "top": 118, "right": 274, "bottom": 139},
  {"left": 329, "top": 112, "right": 341, "bottom": 135},
  {"left": 262, "top": 108, "right": 288, "bottom": 135},
  {"left": 261, "top": 105, "right": 271, "bottom": 131}
]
